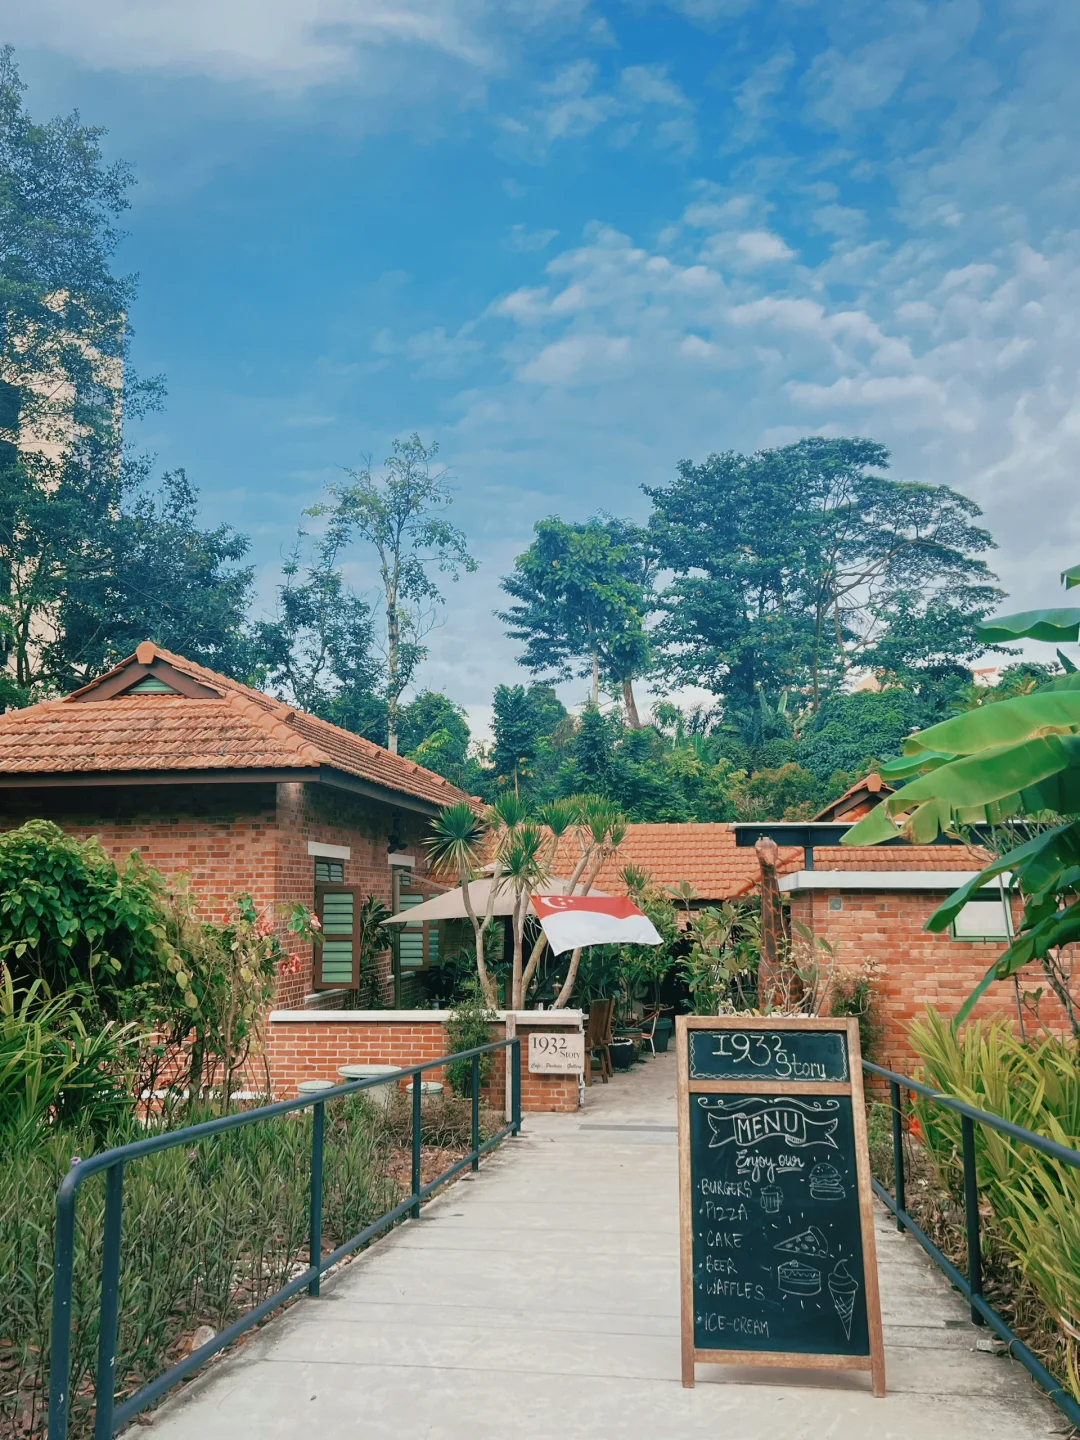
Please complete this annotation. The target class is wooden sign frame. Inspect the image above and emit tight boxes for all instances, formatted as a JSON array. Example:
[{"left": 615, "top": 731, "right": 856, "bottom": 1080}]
[{"left": 676, "top": 1015, "right": 886, "bottom": 1396}]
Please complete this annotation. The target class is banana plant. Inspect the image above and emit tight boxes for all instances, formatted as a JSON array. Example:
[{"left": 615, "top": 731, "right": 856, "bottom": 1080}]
[{"left": 842, "top": 561, "right": 1080, "bottom": 1030}]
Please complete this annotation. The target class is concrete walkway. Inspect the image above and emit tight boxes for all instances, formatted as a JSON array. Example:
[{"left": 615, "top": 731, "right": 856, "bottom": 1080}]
[{"left": 141, "top": 1054, "right": 1060, "bottom": 1439}]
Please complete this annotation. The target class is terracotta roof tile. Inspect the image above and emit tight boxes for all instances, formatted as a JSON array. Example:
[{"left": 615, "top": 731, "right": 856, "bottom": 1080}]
[
  {"left": 0, "top": 645, "right": 471, "bottom": 809},
  {"left": 555, "top": 822, "right": 989, "bottom": 901}
]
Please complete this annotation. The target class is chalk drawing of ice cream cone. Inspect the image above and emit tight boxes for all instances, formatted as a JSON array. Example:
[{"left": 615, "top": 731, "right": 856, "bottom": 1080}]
[{"left": 828, "top": 1259, "right": 859, "bottom": 1340}]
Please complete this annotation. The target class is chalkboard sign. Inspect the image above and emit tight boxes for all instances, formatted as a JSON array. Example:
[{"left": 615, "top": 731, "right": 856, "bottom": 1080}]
[{"left": 677, "top": 1017, "right": 885, "bottom": 1396}]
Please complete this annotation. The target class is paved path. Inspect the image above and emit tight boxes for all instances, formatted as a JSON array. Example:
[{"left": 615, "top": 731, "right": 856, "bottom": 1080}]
[{"left": 140, "top": 1054, "right": 1060, "bottom": 1439}]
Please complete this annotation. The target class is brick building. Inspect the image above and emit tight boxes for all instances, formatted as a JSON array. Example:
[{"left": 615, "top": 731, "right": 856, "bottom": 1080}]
[
  {"left": 561, "top": 802, "right": 1031, "bottom": 1074},
  {"left": 0, "top": 642, "right": 467, "bottom": 1009}
]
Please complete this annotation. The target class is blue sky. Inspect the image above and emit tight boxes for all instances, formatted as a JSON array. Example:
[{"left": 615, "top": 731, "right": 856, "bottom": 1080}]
[{"left": 9, "top": 0, "right": 1080, "bottom": 732}]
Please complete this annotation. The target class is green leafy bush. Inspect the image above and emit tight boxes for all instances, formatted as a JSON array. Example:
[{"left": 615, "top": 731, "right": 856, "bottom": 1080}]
[
  {"left": 829, "top": 963, "right": 882, "bottom": 1062},
  {"left": 0, "top": 975, "right": 142, "bottom": 1143},
  {"left": 0, "top": 821, "right": 171, "bottom": 1011},
  {"left": 910, "top": 1010, "right": 1080, "bottom": 1399},
  {"left": 0, "top": 1101, "right": 397, "bottom": 1439},
  {"left": 444, "top": 986, "right": 496, "bottom": 1097}
]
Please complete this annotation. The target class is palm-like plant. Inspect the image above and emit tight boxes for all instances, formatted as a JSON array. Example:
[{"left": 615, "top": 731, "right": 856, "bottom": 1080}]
[
  {"left": 843, "top": 560, "right": 1080, "bottom": 1030},
  {"left": 424, "top": 801, "right": 501, "bottom": 1008}
]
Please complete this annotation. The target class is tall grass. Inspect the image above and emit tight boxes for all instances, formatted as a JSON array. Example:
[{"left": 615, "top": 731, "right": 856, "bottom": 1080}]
[
  {"left": 910, "top": 1009, "right": 1080, "bottom": 1398},
  {"left": 0, "top": 1097, "right": 398, "bottom": 1439}
]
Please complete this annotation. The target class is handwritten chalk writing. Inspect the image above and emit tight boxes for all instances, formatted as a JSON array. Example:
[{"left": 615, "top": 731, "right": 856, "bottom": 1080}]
[
  {"left": 698, "top": 1313, "right": 771, "bottom": 1337},
  {"left": 704, "top": 1279, "right": 767, "bottom": 1301},
  {"left": 699, "top": 1201, "right": 748, "bottom": 1222},
  {"left": 698, "top": 1178, "right": 753, "bottom": 1198},
  {"left": 735, "top": 1151, "right": 805, "bottom": 1184},
  {"left": 688, "top": 1029, "right": 848, "bottom": 1082},
  {"left": 704, "top": 1231, "right": 743, "bottom": 1249},
  {"left": 704, "top": 1255, "right": 738, "bottom": 1275},
  {"left": 706, "top": 1098, "right": 840, "bottom": 1152}
]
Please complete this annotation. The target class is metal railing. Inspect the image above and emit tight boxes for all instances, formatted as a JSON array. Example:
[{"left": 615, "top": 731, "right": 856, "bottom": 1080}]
[
  {"left": 48, "top": 1037, "right": 522, "bottom": 1440},
  {"left": 865, "top": 1058, "right": 1080, "bottom": 1429}
]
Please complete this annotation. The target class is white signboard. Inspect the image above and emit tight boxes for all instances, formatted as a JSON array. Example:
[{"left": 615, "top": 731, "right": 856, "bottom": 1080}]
[{"left": 529, "top": 1031, "right": 585, "bottom": 1075}]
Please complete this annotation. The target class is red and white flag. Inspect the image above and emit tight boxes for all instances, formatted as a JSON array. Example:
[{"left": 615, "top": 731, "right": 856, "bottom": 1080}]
[{"left": 530, "top": 894, "right": 663, "bottom": 955}]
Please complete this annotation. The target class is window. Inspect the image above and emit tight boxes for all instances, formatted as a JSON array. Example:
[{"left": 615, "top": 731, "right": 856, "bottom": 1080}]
[
  {"left": 314, "top": 858, "right": 344, "bottom": 884},
  {"left": 313, "top": 884, "right": 361, "bottom": 988},
  {"left": 126, "top": 675, "right": 180, "bottom": 695},
  {"left": 395, "top": 881, "right": 439, "bottom": 972},
  {"left": 951, "top": 891, "right": 1013, "bottom": 942}
]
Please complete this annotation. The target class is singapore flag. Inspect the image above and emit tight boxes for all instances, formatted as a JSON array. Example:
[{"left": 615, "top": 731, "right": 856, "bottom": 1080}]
[{"left": 530, "top": 894, "right": 663, "bottom": 955}]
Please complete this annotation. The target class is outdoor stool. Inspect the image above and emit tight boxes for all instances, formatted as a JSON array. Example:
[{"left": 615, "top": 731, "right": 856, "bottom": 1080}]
[
  {"left": 297, "top": 1079, "right": 336, "bottom": 1097},
  {"left": 404, "top": 1080, "right": 444, "bottom": 1097},
  {"left": 338, "top": 1063, "right": 399, "bottom": 1109}
]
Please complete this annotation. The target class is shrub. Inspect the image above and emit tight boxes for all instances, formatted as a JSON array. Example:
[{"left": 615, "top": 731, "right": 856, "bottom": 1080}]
[
  {"left": 0, "top": 1101, "right": 398, "bottom": 1439},
  {"left": 0, "top": 821, "right": 171, "bottom": 1013},
  {"left": 0, "top": 975, "right": 142, "bottom": 1143},
  {"left": 910, "top": 1010, "right": 1080, "bottom": 1399},
  {"left": 444, "top": 985, "right": 496, "bottom": 1097},
  {"left": 829, "top": 963, "right": 882, "bottom": 1062}
]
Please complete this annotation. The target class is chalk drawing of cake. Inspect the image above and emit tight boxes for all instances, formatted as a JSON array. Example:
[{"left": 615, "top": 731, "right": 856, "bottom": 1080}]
[{"left": 775, "top": 1225, "right": 829, "bottom": 1297}]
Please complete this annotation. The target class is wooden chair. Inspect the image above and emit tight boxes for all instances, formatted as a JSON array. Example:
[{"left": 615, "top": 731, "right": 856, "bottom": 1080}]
[{"left": 584, "top": 999, "right": 615, "bottom": 1086}]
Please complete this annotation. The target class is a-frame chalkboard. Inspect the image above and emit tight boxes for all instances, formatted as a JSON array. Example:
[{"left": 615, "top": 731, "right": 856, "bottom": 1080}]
[{"left": 676, "top": 1016, "right": 886, "bottom": 1395}]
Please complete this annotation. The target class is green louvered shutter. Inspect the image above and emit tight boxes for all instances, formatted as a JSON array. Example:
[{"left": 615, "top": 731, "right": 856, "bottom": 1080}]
[
  {"left": 396, "top": 887, "right": 439, "bottom": 971},
  {"left": 315, "top": 885, "right": 360, "bottom": 989}
]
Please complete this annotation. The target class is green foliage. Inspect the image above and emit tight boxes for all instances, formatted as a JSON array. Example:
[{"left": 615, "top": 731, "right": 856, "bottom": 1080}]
[
  {"left": 730, "top": 762, "right": 824, "bottom": 821},
  {"left": 498, "top": 515, "right": 651, "bottom": 712},
  {"left": 679, "top": 902, "right": 761, "bottom": 1014},
  {"left": 828, "top": 963, "right": 882, "bottom": 1062},
  {"left": 909, "top": 1011, "right": 1080, "bottom": 1400},
  {"left": 444, "top": 984, "right": 497, "bottom": 1096},
  {"left": 0, "top": 821, "right": 172, "bottom": 1009},
  {"left": 322, "top": 434, "right": 477, "bottom": 750},
  {"left": 795, "top": 688, "right": 931, "bottom": 784},
  {"left": 646, "top": 437, "right": 999, "bottom": 715},
  {"left": 0, "top": 1101, "right": 397, "bottom": 1438},
  {"left": 0, "top": 976, "right": 141, "bottom": 1143},
  {"left": 844, "top": 558, "right": 1080, "bottom": 1030}
]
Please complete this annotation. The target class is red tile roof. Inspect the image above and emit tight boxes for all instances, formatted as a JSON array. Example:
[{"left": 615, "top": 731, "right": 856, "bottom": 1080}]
[
  {"left": 0, "top": 644, "right": 472, "bottom": 810},
  {"left": 555, "top": 822, "right": 988, "bottom": 901}
]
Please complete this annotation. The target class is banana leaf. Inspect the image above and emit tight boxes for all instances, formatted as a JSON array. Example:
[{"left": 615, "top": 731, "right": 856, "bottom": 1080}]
[
  {"left": 978, "top": 607, "right": 1080, "bottom": 644},
  {"left": 1064, "top": 563, "right": 1080, "bottom": 591},
  {"left": 879, "top": 749, "right": 957, "bottom": 780},
  {"left": 886, "top": 734, "right": 1080, "bottom": 813},
  {"left": 898, "top": 690, "right": 1080, "bottom": 758},
  {"left": 1057, "top": 650, "right": 1079, "bottom": 675},
  {"left": 925, "top": 823, "right": 1075, "bottom": 931},
  {"left": 841, "top": 803, "right": 902, "bottom": 847}
]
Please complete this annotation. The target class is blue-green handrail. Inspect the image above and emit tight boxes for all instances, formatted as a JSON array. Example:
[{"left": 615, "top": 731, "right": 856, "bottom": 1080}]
[
  {"left": 48, "top": 1036, "right": 522, "bottom": 1440},
  {"left": 865, "top": 1057, "right": 1080, "bottom": 1428}
]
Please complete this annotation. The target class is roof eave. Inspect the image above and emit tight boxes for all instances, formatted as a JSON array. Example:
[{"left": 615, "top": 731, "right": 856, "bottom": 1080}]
[{"left": 0, "top": 763, "right": 445, "bottom": 816}]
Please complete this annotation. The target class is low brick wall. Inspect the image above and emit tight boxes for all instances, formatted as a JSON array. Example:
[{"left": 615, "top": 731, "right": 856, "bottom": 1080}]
[{"left": 267, "top": 1009, "right": 583, "bottom": 1113}]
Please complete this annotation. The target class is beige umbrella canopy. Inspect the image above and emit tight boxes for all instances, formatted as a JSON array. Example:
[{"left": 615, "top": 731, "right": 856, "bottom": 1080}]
[{"left": 386, "top": 874, "right": 608, "bottom": 925}]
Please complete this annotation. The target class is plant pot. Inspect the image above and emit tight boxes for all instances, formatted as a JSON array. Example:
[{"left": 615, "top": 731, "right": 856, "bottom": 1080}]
[
  {"left": 609, "top": 1039, "right": 636, "bottom": 1071},
  {"left": 653, "top": 1018, "right": 674, "bottom": 1054}
]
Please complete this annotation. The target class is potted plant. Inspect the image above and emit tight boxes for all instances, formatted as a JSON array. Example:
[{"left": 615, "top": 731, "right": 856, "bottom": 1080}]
[{"left": 653, "top": 1013, "right": 674, "bottom": 1053}]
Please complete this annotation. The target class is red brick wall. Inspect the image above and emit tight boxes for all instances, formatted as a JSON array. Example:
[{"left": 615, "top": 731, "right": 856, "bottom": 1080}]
[
  {"left": 0, "top": 780, "right": 440, "bottom": 1013},
  {"left": 789, "top": 887, "right": 1063, "bottom": 1076},
  {"left": 266, "top": 1015, "right": 581, "bottom": 1113}
]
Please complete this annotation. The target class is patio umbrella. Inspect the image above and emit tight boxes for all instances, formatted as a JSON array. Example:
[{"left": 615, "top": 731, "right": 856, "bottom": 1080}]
[{"left": 385, "top": 874, "right": 609, "bottom": 925}]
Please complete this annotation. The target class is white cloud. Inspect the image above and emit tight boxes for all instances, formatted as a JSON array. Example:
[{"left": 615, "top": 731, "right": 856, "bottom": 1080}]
[
  {"left": 735, "top": 230, "right": 796, "bottom": 264},
  {"left": 8, "top": 0, "right": 588, "bottom": 89}
]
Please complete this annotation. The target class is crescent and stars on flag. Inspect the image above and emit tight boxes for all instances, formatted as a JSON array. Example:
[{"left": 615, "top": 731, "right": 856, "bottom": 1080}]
[{"left": 529, "top": 893, "right": 663, "bottom": 955}]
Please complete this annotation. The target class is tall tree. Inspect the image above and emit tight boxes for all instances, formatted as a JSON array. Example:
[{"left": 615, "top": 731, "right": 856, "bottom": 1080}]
[
  {"left": 647, "top": 438, "right": 998, "bottom": 716},
  {"left": 327, "top": 435, "right": 476, "bottom": 753},
  {"left": 498, "top": 516, "right": 652, "bottom": 724},
  {"left": 491, "top": 682, "right": 567, "bottom": 793},
  {"left": 253, "top": 505, "right": 385, "bottom": 740},
  {"left": 55, "top": 467, "right": 255, "bottom": 687}
]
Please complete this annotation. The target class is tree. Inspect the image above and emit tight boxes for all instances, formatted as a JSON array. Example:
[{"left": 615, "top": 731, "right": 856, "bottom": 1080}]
[
  {"left": 55, "top": 468, "right": 256, "bottom": 686},
  {"left": 499, "top": 516, "right": 652, "bottom": 723},
  {"left": 491, "top": 682, "right": 567, "bottom": 793},
  {"left": 399, "top": 690, "right": 472, "bottom": 788},
  {"left": 795, "top": 688, "right": 931, "bottom": 784},
  {"left": 843, "top": 560, "right": 1080, "bottom": 1033},
  {"left": 327, "top": 435, "right": 476, "bottom": 753},
  {"left": 253, "top": 505, "right": 385, "bottom": 740},
  {"left": 646, "top": 438, "right": 998, "bottom": 715}
]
